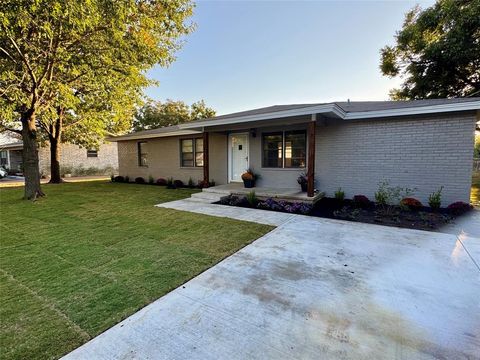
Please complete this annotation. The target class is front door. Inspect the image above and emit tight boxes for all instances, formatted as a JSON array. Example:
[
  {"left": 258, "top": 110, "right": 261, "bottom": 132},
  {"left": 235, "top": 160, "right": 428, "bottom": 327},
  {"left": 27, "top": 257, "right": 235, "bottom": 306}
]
[{"left": 229, "top": 133, "right": 249, "bottom": 182}]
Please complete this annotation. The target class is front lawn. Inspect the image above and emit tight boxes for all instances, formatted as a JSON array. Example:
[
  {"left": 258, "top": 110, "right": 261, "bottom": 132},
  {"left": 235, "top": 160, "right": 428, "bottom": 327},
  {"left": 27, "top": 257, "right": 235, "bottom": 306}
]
[{"left": 0, "top": 182, "right": 273, "bottom": 360}]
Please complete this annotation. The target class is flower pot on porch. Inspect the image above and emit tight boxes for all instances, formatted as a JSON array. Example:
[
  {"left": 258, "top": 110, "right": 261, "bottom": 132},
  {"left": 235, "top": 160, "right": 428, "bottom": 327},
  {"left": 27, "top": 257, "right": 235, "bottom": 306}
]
[
  {"left": 300, "top": 183, "right": 307, "bottom": 192},
  {"left": 243, "top": 179, "right": 255, "bottom": 188}
]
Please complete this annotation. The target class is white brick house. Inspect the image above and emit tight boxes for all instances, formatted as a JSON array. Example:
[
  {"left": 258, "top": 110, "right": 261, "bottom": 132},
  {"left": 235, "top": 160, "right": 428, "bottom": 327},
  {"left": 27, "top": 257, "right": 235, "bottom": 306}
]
[{"left": 111, "top": 98, "right": 479, "bottom": 204}]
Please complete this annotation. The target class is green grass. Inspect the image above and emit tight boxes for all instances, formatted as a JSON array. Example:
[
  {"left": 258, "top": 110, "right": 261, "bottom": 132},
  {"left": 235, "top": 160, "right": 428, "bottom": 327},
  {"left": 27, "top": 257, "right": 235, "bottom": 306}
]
[
  {"left": 472, "top": 170, "right": 480, "bottom": 207},
  {"left": 0, "top": 181, "right": 273, "bottom": 359}
]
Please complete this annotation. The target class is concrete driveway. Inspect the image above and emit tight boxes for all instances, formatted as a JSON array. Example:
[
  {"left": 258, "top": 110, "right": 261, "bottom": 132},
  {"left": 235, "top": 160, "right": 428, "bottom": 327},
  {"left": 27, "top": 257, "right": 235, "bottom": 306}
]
[{"left": 64, "top": 209, "right": 479, "bottom": 360}]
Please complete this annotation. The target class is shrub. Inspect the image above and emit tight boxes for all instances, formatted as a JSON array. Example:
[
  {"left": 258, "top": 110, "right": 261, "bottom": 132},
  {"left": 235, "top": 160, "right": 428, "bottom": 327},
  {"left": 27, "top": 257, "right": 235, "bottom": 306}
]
[
  {"left": 374, "top": 180, "right": 416, "bottom": 216},
  {"left": 113, "top": 175, "right": 125, "bottom": 183},
  {"left": 374, "top": 180, "right": 413, "bottom": 205},
  {"left": 110, "top": 174, "right": 115, "bottom": 182},
  {"left": 148, "top": 175, "right": 154, "bottom": 185},
  {"left": 156, "top": 178, "right": 167, "bottom": 186},
  {"left": 400, "top": 197, "right": 423, "bottom": 210},
  {"left": 334, "top": 188, "right": 345, "bottom": 201},
  {"left": 447, "top": 201, "right": 473, "bottom": 215},
  {"left": 246, "top": 191, "right": 258, "bottom": 207},
  {"left": 125, "top": 176, "right": 130, "bottom": 183},
  {"left": 173, "top": 179, "right": 184, "bottom": 188},
  {"left": 353, "top": 195, "right": 371, "bottom": 209},
  {"left": 428, "top": 186, "right": 443, "bottom": 210},
  {"left": 135, "top": 177, "right": 145, "bottom": 184},
  {"left": 166, "top": 177, "right": 175, "bottom": 189},
  {"left": 188, "top": 177, "right": 195, "bottom": 188}
]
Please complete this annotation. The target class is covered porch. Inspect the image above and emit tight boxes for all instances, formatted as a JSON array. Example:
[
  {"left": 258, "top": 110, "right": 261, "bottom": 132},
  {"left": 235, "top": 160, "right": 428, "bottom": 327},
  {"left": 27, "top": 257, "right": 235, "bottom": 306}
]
[{"left": 201, "top": 114, "right": 319, "bottom": 197}]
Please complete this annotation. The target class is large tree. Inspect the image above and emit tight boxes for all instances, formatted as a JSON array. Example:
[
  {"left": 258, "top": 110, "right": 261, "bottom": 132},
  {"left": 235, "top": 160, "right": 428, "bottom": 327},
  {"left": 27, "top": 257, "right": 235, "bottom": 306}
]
[
  {"left": 0, "top": 0, "right": 194, "bottom": 198},
  {"left": 380, "top": 0, "right": 480, "bottom": 100},
  {"left": 133, "top": 99, "right": 215, "bottom": 131}
]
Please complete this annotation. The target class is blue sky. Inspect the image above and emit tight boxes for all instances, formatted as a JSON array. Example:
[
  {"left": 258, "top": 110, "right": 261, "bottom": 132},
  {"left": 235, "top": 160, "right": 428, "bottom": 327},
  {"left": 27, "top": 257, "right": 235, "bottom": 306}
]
[{"left": 146, "top": 0, "right": 435, "bottom": 115}]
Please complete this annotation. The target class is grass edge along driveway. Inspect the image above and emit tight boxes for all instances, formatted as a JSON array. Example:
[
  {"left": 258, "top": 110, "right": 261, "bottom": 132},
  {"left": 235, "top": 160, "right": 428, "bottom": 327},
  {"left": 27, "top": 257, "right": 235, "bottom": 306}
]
[{"left": 0, "top": 181, "right": 273, "bottom": 360}]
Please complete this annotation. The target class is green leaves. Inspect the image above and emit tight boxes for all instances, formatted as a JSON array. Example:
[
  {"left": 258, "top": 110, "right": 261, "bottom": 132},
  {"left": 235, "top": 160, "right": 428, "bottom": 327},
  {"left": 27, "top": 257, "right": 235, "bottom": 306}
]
[
  {"left": 133, "top": 99, "right": 216, "bottom": 131},
  {"left": 1, "top": 0, "right": 195, "bottom": 143},
  {"left": 379, "top": 0, "right": 480, "bottom": 99}
]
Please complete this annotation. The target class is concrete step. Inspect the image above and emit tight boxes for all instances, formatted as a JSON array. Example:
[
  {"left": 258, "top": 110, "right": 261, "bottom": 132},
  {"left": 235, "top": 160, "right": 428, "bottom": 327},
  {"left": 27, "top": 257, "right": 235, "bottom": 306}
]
[
  {"left": 202, "top": 187, "right": 232, "bottom": 195},
  {"left": 189, "top": 192, "right": 224, "bottom": 203}
]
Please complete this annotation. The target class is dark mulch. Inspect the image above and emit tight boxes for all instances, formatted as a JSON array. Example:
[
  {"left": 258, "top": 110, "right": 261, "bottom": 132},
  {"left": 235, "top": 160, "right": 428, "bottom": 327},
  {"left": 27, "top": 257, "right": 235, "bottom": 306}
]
[
  {"left": 311, "top": 197, "right": 454, "bottom": 231},
  {"left": 217, "top": 195, "right": 471, "bottom": 231}
]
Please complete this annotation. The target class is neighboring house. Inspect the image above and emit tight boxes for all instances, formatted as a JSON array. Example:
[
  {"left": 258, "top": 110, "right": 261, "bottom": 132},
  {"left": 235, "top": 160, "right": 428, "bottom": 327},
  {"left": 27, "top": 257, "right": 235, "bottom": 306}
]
[
  {"left": 110, "top": 98, "right": 480, "bottom": 204},
  {"left": 0, "top": 134, "right": 118, "bottom": 176}
]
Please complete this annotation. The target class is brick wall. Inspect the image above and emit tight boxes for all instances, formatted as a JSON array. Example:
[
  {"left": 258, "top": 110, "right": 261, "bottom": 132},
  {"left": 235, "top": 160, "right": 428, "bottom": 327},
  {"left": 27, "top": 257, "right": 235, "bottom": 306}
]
[
  {"left": 315, "top": 112, "right": 477, "bottom": 204},
  {"left": 117, "top": 133, "right": 228, "bottom": 184},
  {"left": 39, "top": 142, "right": 118, "bottom": 175}
]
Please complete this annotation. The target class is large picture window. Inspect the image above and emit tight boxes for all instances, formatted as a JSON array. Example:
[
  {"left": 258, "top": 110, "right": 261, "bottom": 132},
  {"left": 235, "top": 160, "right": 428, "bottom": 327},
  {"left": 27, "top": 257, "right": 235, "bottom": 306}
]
[
  {"left": 181, "top": 138, "right": 203, "bottom": 167},
  {"left": 262, "top": 131, "right": 306, "bottom": 168},
  {"left": 138, "top": 141, "right": 148, "bottom": 167}
]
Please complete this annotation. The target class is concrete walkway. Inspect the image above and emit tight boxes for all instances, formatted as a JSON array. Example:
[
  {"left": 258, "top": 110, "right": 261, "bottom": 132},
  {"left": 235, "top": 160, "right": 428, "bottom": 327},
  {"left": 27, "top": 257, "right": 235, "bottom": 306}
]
[{"left": 64, "top": 202, "right": 480, "bottom": 360}]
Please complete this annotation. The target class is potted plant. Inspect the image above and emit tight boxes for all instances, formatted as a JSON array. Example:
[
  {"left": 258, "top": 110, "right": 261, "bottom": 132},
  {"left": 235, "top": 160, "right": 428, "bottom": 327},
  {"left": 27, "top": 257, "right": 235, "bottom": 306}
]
[
  {"left": 297, "top": 172, "right": 308, "bottom": 192},
  {"left": 241, "top": 169, "right": 259, "bottom": 188}
]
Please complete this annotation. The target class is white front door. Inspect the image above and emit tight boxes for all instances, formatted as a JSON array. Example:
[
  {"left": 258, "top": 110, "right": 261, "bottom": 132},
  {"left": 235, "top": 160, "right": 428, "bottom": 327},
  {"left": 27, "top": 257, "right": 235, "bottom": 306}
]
[{"left": 229, "top": 133, "right": 249, "bottom": 182}]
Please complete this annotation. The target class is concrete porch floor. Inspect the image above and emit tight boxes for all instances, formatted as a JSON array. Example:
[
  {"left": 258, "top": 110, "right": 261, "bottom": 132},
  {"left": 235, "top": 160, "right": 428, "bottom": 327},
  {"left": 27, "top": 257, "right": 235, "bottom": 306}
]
[{"left": 204, "top": 183, "right": 323, "bottom": 203}]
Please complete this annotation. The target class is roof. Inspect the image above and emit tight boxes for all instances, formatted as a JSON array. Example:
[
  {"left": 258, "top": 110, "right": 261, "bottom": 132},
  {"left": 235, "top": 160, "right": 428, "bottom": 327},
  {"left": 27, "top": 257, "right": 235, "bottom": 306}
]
[
  {"left": 110, "top": 98, "right": 480, "bottom": 141},
  {"left": 0, "top": 133, "right": 23, "bottom": 150}
]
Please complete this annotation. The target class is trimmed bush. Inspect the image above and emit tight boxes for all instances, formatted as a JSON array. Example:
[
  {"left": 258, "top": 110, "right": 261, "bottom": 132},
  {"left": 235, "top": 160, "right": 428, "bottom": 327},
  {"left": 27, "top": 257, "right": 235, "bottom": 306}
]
[
  {"left": 125, "top": 176, "right": 130, "bottom": 183},
  {"left": 156, "top": 178, "right": 167, "bottom": 186},
  {"left": 173, "top": 180, "right": 184, "bottom": 188},
  {"left": 166, "top": 177, "right": 175, "bottom": 189},
  {"left": 135, "top": 177, "right": 145, "bottom": 184},
  {"left": 148, "top": 175, "right": 155, "bottom": 185},
  {"left": 400, "top": 197, "right": 423, "bottom": 210},
  {"left": 113, "top": 176, "right": 125, "bottom": 183},
  {"left": 188, "top": 177, "right": 195, "bottom": 188},
  {"left": 447, "top": 201, "right": 473, "bottom": 215},
  {"left": 353, "top": 195, "right": 371, "bottom": 208}
]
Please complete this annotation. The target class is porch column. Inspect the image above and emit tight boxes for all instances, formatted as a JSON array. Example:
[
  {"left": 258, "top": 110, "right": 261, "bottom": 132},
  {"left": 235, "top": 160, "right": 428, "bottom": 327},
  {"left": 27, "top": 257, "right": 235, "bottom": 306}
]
[
  {"left": 203, "top": 131, "right": 209, "bottom": 187},
  {"left": 307, "top": 115, "right": 316, "bottom": 197}
]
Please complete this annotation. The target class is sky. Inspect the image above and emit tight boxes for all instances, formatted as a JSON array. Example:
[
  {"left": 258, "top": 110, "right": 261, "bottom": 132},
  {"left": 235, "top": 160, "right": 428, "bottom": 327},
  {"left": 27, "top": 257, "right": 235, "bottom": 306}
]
[{"left": 145, "top": 0, "right": 436, "bottom": 115}]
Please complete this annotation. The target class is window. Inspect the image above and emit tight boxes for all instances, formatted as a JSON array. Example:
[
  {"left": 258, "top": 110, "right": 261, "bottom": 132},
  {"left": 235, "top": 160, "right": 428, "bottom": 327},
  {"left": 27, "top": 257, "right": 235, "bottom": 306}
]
[
  {"left": 86, "top": 149, "right": 98, "bottom": 158},
  {"left": 284, "top": 131, "right": 306, "bottom": 168},
  {"left": 262, "top": 131, "right": 306, "bottom": 168},
  {"left": 0, "top": 151, "right": 7, "bottom": 166},
  {"left": 181, "top": 138, "right": 203, "bottom": 167},
  {"left": 262, "top": 133, "right": 283, "bottom": 168},
  {"left": 138, "top": 142, "right": 148, "bottom": 166}
]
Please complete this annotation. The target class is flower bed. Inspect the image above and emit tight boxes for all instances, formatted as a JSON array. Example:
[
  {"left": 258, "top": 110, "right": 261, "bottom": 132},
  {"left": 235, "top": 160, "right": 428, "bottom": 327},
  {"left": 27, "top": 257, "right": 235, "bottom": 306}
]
[{"left": 217, "top": 194, "right": 473, "bottom": 231}]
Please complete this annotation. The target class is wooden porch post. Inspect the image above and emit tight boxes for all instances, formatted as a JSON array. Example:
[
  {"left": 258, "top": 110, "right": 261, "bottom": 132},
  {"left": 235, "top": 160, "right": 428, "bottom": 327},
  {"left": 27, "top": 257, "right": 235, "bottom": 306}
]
[
  {"left": 203, "top": 131, "right": 209, "bottom": 187},
  {"left": 307, "top": 115, "right": 316, "bottom": 197}
]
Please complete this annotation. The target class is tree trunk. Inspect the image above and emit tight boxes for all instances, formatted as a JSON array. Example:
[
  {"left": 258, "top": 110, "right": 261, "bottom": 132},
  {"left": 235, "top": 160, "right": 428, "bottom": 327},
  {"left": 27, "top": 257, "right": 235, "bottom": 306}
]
[
  {"left": 49, "top": 113, "right": 63, "bottom": 184},
  {"left": 21, "top": 110, "right": 45, "bottom": 200}
]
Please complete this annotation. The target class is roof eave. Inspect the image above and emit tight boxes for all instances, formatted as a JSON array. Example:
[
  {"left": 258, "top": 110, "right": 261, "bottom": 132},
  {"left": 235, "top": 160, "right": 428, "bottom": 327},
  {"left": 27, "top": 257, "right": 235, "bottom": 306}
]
[
  {"left": 344, "top": 101, "right": 480, "bottom": 120},
  {"left": 179, "top": 104, "right": 345, "bottom": 130}
]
